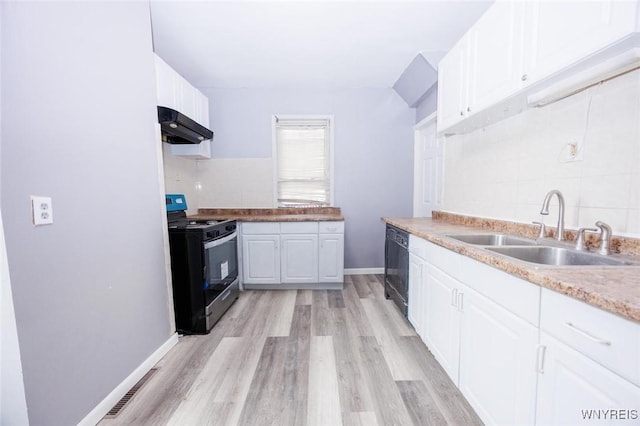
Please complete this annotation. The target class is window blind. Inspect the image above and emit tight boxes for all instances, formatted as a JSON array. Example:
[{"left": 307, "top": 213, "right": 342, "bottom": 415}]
[{"left": 275, "top": 118, "right": 331, "bottom": 207}]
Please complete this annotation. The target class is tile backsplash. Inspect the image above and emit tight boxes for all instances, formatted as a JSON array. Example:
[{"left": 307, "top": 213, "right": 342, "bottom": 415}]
[
  {"left": 443, "top": 69, "right": 640, "bottom": 237},
  {"left": 162, "top": 149, "right": 274, "bottom": 211}
]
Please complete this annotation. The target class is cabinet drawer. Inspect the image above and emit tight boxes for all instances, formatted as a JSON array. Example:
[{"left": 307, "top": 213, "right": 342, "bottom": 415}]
[
  {"left": 319, "top": 221, "right": 344, "bottom": 234},
  {"left": 540, "top": 288, "right": 640, "bottom": 386},
  {"left": 281, "top": 222, "right": 319, "bottom": 234},
  {"left": 459, "top": 256, "right": 540, "bottom": 327},
  {"left": 242, "top": 222, "right": 280, "bottom": 234},
  {"left": 409, "top": 234, "right": 428, "bottom": 259},
  {"left": 425, "top": 241, "right": 462, "bottom": 281}
]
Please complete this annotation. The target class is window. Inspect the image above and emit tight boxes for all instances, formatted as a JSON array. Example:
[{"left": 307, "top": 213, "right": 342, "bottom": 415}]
[{"left": 273, "top": 115, "right": 334, "bottom": 207}]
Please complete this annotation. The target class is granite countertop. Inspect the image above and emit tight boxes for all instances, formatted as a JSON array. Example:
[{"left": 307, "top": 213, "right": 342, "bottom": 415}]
[
  {"left": 383, "top": 214, "right": 640, "bottom": 324},
  {"left": 190, "top": 207, "right": 344, "bottom": 222}
]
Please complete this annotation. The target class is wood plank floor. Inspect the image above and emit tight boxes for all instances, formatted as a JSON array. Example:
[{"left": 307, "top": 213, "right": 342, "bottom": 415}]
[{"left": 99, "top": 275, "right": 482, "bottom": 426}]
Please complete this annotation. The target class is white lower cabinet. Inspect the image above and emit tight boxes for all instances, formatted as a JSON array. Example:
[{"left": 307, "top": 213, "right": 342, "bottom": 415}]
[
  {"left": 318, "top": 234, "right": 344, "bottom": 283},
  {"left": 408, "top": 252, "right": 425, "bottom": 338},
  {"left": 242, "top": 221, "right": 344, "bottom": 286},
  {"left": 459, "top": 285, "right": 538, "bottom": 426},
  {"left": 281, "top": 234, "right": 318, "bottom": 283},
  {"left": 423, "top": 263, "right": 463, "bottom": 384},
  {"left": 535, "top": 287, "right": 640, "bottom": 424},
  {"left": 409, "top": 234, "right": 640, "bottom": 426},
  {"left": 242, "top": 235, "right": 280, "bottom": 284},
  {"left": 536, "top": 332, "right": 640, "bottom": 425}
]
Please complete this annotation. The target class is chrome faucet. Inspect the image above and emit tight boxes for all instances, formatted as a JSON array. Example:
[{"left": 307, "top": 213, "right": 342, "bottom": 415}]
[
  {"left": 575, "top": 227, "right": 597, "bottom": 251},
  {"left": 595, "top": 221, "right": 612, "bottom": 255},
  {"left": 540, "top": 190, "right": 565, "bottom": 241}
]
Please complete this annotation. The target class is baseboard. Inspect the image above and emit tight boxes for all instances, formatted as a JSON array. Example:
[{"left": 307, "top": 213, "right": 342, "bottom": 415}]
[
  {"left": 344, "top": 267, "right": 384, "bottom": 275},
  {"left": 78, "top": 333, "right": 179, "bottom": 426},
  {"left": 243, "top": 282, "right": 344, "bottom": 290}
]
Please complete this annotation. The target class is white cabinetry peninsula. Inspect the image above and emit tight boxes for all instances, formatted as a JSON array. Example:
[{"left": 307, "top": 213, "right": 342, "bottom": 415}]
[
  {"left": 154, "top": 54, "right": 212, "bottom": 158},
  {"left": 437, "top": 0, "right": 640, "bottom": 134},
  {"left": 406, "top": 232, "right": 640, "bottom": 426},
  {"left": 241, "top": 221, "right": 344, "bottom": 289}
]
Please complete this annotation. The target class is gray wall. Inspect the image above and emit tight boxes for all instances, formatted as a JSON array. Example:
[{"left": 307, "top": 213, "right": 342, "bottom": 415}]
[
  {"left": 1, "top": 2, "right": 172, "bottom": 425},
  {"left": 203, "top": 87, "right": 415, "bottom": 269},
  {"left": 0, "top": 2, "right": 30, "bottom": 422}
]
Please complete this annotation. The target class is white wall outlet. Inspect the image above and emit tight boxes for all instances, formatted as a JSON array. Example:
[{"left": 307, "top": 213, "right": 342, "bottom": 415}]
[
  {"left": 564, "top": 139, "right": 584, "bottom": 162},
  {"left": 31, "top": 196, "right": 53, "bottom": 225}
]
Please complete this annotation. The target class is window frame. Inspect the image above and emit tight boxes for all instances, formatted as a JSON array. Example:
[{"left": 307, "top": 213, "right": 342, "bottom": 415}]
[{"left": 271, "top": 114, "right": 335, "bottom": 207}]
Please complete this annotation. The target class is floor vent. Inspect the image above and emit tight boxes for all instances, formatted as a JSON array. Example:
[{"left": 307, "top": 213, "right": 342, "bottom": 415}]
[{"left": 103, "top": 368, "right": 158, "bottom": 419}]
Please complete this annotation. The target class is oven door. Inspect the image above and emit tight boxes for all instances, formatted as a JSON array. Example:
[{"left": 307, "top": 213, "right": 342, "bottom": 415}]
[{"left": 203, "top": 231, "right": 238, "bottom": 304}]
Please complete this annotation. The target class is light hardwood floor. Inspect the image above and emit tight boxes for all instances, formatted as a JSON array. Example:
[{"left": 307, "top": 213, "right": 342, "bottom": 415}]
[{"left": 99, "top": 275, "right": 482, "bottom": 426}]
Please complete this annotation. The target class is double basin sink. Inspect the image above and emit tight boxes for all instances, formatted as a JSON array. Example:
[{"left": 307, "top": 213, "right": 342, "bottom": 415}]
[{"left": 445, "top": 234, "right": 634, "bottom": 267}]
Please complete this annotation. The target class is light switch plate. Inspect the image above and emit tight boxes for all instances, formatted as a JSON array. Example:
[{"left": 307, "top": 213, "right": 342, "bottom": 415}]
[{"left": 31, "top": 196, "right": 53, "bottom": 225}]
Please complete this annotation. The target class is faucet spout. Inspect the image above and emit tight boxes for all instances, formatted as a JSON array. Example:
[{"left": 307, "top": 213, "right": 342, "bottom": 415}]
[{"left": 540, "top": 189, "right": 565, "bottom": 241}]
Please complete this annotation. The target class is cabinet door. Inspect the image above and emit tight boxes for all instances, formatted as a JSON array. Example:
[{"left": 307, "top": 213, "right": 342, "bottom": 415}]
[
  {"left": 468, "top": 0, "right": 525, "bottom": 111},
  {"left": 536, "top": 332, "right": 640, "bottom": 425},
  {"left": 176, "top": 75, "right": 196, "bottom": 121},
  {"left": 281, "top": 234, "right": 318, "bottom": 283},
  {"left": 155, "top": 55, "right": 178, "bottom": 109},
  {"left": 408, "top": 253, "right": 424, "bottom": 335},
  {"left": 437, "top": 37, "right": 469, "bottom": 132},
  {"left": 242, "top": 235, "right": 280, "bottom": 284},
  {"left": 524, "top": 0, "right": 638, "bottom": 83},
  {"left": 318, "top": 234, "right": 344, "bottom": 283},
  {"left": 423, "top": 264, "right": 462, "bottom": 383},
  {"left": 195, "top": 90, "right": 210, "bottom": 128},
  {"left": 458, "top": 286, "right": 538, "bottom": 426}
]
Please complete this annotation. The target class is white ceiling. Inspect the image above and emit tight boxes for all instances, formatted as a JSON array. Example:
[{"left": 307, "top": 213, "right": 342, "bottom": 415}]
[{"left": 150, "top": 0, "right": 493, "bottom": 90}]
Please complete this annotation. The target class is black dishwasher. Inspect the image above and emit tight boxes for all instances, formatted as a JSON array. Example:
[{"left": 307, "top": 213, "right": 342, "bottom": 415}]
[{"left": 384, "top": 224, "right": 409, "bottom": 316}]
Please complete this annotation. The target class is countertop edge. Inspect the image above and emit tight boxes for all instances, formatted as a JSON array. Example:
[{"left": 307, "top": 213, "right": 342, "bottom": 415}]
[
  {"left": 189, "top": 214, "right": 344, "bottom": 222},
  {"left": 383, "top": 217, "right": 640, "bottom": 324}
]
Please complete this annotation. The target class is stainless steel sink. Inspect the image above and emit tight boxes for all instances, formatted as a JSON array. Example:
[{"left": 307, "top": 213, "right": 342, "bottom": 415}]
[
  {"left": 446, "top": 234, "right": 537, "bottom": 246},
  {"left": 486, "top": 246, "right": 633, "bottom": 266}
]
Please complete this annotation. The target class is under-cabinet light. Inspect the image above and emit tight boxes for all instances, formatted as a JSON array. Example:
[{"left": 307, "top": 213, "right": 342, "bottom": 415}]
[{"left": 528, "top": 48, "right": 640, "bottom": 107}]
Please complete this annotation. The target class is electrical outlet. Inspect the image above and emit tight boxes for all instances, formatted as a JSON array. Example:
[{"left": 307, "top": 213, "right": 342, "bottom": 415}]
[
  {"left": 31, "top": 196, "right": 53, "bottom": 225},
  {"left": 564, "top": 139, "right": 583, "bottom": 162}
]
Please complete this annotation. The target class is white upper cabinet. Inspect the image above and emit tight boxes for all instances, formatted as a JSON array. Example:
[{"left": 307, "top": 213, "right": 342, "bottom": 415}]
[
  {"left": 437, "top": 0, "right": 640, "bottom": 134},
  {"left": 437, "top": 37, "right": 468, "bottom": 131},
  {"left": 438, "top": 1, "right": 526, "bottom": 132},
  {"left": 467, "top": 0, "right": 525, "bottom": 113},
  {"left": 524, "top": 0, "right": 639, "bottom": 83},
  {"left": 154, "top": 54, "right": 210, "bottom": 128},
  {"left": 155, "top": 55, "right": 177, "bottom": 110}
]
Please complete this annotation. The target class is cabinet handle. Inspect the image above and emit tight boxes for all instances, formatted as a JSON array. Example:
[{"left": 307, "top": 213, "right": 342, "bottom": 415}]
[
  {"left": 564, "top": 322, "right": 611, "bottom": 346},
  {"left": 536, "top": 344, "right": 546, "bottom": 374},
  {"left": 451, "top": 288, "right": 458, "bottom": 307},
  {"left": 521, "top": 74, "right": 528, "bottom": 81},
  {"left": 466, "top": 106, "right": 471, "bottom": 113},
  {"left": 457, "top": 292, "right": 464, "bottom": 312},
  {"left": 460, "top": 111, "right": 464, "bottom": 117}
]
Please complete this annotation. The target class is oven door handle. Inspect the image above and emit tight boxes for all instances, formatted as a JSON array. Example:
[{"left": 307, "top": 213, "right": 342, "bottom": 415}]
[{"left": 203, "top": 231, "right": 238, "bottom": 249}]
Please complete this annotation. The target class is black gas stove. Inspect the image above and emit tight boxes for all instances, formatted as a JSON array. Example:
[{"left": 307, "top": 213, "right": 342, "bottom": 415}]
[
  {"left": 165, "top": 194, "right": 239, "bottom": 334},
  {"left": 167, "top": 210, "right": 237, "bottom": 240}
]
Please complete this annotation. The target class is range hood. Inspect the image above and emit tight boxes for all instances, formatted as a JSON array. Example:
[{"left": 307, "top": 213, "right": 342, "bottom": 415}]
[{"left": 157, "top": 106, "right": 213, "bottom": 144}]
